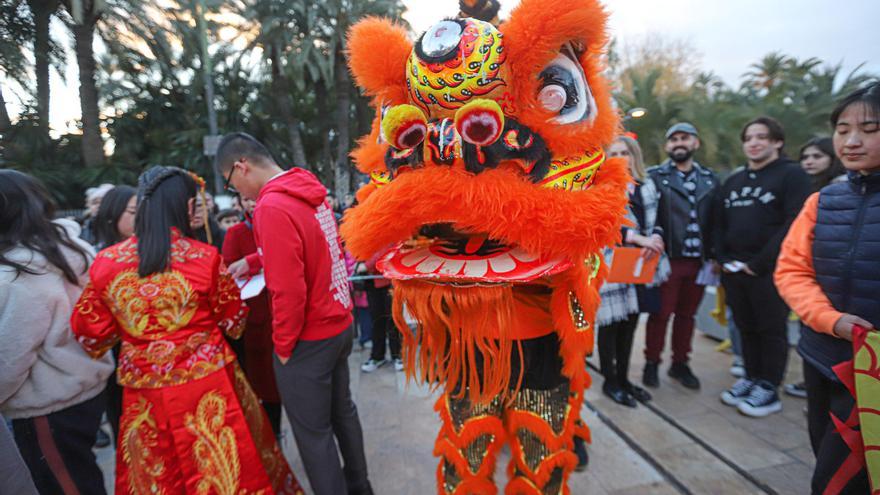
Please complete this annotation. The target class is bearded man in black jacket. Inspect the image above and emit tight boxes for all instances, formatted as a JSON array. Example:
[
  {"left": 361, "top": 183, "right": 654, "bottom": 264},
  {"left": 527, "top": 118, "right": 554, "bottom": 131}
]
[
  {"left": 644, "top": 123, "right": 720, "bottom": 391},
  {"left": 717, "top": 116, "right": 812, "bottom": 418}
]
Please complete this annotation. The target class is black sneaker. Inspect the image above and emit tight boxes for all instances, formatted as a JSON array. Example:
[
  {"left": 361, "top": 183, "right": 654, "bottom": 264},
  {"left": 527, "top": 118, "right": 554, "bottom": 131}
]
[
  {"left": 95, "top": 428, "right": 111, "bottom": 448},
  {"left": 720, "top": 378, "right": 755, "bottom": 406},
  {"left": 784, "top": 382, "right": 807, "bottom": 398},
  {"left": 643, "top": 362, "right": 659, "bottom": 388},
  {"left": 668, "top": 363, "right": 700, "bottom": 390},
  {"left": 738, "top": 382, "right": 782, "bottom": 417}
]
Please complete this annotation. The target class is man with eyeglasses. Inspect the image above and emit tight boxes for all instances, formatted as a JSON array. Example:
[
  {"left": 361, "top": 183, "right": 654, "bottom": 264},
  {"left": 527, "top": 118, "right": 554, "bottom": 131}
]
[{"left": 215, "top": 132, "right": 373, "bottom": 495}]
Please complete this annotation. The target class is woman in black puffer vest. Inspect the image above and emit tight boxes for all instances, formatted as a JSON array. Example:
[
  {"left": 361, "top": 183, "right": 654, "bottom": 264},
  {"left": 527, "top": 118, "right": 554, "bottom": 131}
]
[{"left": 776, "top": 82, "right": 880, "bottom": 495}]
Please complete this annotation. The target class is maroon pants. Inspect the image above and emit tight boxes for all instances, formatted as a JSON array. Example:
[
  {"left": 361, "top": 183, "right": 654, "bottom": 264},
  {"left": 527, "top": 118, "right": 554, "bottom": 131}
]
[{"left": 644, "top": 258, "right": 704, "bottom": 365}]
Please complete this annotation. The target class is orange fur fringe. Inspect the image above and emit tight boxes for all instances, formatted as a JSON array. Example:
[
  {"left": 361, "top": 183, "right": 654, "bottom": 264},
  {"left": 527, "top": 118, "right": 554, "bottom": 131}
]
[
  {"left": 341, "top": 156, "right": 630, "bottom": 265},
  {"left": 393, "top": 280, "right": 518, "bottom": 405}
]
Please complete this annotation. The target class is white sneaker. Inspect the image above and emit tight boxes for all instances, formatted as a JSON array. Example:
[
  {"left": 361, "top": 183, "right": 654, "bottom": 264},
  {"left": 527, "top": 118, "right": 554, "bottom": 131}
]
[
  {"left": 738, "top": 383, "right": 783, "bottom": 417},
  {"left": 730, "top": 357, "right": 745, "bottom": 378},
  {"left": 720, "top": 378, "right": 755, "bottom": 406},
  {"left": 361, "top": 358, "right": 386, "bottom": 373},
  {"left": 393, "top": 358, "right": 404, "bottom": 372}
]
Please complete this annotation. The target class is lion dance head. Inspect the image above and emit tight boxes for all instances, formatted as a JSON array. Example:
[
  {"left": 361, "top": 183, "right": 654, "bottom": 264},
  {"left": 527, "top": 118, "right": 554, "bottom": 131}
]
[{"left": 342, "top": 0, "right": 629, "bottom": 404}]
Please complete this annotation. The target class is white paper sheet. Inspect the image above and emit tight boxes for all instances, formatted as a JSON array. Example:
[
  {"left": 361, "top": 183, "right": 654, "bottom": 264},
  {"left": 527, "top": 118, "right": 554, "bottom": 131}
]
[{"left": 236, "top": 272, "right": 266, "bottom": 300}]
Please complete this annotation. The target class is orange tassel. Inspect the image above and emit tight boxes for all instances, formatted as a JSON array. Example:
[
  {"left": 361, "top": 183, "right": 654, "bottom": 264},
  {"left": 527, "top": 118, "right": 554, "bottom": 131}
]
[{"left": 393, "top": 281, "right": 516, "bottom": 405}]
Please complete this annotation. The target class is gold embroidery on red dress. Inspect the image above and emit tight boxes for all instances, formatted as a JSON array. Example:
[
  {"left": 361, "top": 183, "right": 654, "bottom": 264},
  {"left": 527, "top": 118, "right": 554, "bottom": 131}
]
[
  {"left": 122, "top": 397, "right": 166, "bottom": 495},
  {"left": 105, "top": 268, "right": 198, "bottom": 339},
  {"left": 185, "top": 391, "right": 254, "bottom": 495},
  {"left": 101, "top": 237, "right": 208, "bottom": 264},
  {"left": 215, "top": 270, "right": 247, "bottom": 338}
]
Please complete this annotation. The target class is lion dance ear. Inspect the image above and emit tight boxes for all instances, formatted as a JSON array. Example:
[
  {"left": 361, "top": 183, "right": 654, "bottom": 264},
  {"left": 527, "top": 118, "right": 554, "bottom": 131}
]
[
  {"left": 347, "top": 17, "right": 412, "bottom": 105},
  {"left": 501, "top": 0, "right": 618, "bottom": 155}
]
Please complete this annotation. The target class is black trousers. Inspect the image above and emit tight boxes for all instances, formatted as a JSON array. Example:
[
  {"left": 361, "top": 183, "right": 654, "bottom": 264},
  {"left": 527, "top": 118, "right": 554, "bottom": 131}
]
[
  {"left": 803, "top": 361, "right": 870, "bottom": 494},
  {"left": 367, "top": 285, "right": 400, "bottom": 361},
  {"left": 722, "top": 272, "right": 790, "bottom": 387},
  {"left": 12, "top": 391, "right": 107, "bottom": 495},
  {"left": 106, "top": 345, "right": 123, "bottom": 442},
  {"left": 597, "top": 314, "right": 640, "bottom": 388},
  {"left": 273, "top": 326, "right": 372, "bottom": 495}
]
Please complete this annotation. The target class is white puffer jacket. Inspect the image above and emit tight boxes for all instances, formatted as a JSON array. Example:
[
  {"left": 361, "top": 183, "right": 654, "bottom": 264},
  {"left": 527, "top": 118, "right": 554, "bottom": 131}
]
[{"left": 0, "top": 219, "right": 114, "bottom": 419}]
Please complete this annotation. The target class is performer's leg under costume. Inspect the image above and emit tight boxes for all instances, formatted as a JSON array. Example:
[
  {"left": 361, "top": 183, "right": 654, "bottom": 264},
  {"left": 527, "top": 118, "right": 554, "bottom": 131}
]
[{"left": 436, "top": 382, "right": 586, "bottom": 495}]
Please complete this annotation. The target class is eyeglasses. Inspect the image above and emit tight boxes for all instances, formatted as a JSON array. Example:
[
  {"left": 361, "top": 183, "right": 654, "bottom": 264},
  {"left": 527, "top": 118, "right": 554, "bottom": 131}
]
[{"left": 223, "top": 165, "right": 237, "bottom": 192}]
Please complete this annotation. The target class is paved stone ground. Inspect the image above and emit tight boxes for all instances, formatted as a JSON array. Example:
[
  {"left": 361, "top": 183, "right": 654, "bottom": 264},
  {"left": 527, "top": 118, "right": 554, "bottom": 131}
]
[{"left": 95, "top": 319, "right": 814, "bottom": 494}]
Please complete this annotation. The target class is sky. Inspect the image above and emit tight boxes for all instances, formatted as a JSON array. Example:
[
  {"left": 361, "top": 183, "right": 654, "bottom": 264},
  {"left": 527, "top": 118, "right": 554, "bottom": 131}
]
[
  {"left": 8, "top": 0, "right": 879, "bottom": 136},
  {"left": 404, "top": 0, "right": 879, "bottom": 84}
]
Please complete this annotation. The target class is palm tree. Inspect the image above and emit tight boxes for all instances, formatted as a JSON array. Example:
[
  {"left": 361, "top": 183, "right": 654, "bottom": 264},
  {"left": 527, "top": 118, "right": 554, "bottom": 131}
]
[
  {"left": 743, "top": 52, "right": 793, "bottom": 93},
  {"left": 62, "top": 0, "right": 105, "bottom": 166},
  {"left": 22, "top": 0, "right": 64, "bottom": 136},
  {"left": 0, "top": 0, "right": 35, "bottom": 131}
]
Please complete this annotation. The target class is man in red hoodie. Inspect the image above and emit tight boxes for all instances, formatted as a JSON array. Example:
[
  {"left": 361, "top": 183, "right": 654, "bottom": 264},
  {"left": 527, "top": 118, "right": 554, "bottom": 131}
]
[{"left": 215, "top": 132, "right": 373, "bottom": 495}]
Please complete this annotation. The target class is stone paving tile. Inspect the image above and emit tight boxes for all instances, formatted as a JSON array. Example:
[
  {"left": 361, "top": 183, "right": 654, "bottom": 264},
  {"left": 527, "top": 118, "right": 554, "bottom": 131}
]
[
  {"left": 611, "top": 319, "right": 815, "bottom": 494},
  {"left": 750, "top": 461, "right": 814, "bottom": 495},
  {"left": 652, "top": 444, "right": 761, "bottom": 494}
]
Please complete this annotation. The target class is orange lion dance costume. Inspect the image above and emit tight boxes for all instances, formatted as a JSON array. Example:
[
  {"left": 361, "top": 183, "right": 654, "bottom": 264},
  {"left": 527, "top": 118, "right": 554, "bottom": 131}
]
[{"left": 342, "top": 1, "right": 629, "bottom": 493}]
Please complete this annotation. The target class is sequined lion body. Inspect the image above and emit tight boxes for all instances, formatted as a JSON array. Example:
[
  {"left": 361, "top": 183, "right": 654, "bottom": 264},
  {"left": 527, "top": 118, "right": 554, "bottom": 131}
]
[{"left": 342, "top": 1, "right": 629, "bottom": 493}]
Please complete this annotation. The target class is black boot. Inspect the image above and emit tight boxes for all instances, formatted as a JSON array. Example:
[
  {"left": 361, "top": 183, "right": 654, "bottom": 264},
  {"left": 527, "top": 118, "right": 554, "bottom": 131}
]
[
  {"left": 602, "top": 381, "right": 637, "bottom": 407},
  {"left": 624, "top": 382, "right": 653, "bottom": 403},
  {"left": 574, "top": 436, "right": 589, "bottom": 472},
  {"left": 643, "top": 362, "right": 659, "bottom": 388},
  {"left": 668, "top": 362, "right": 701, "bottom": 390}
]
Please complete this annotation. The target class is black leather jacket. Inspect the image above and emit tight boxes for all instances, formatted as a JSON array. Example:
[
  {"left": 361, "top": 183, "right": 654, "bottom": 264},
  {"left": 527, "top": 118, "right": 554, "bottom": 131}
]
[{"left": 648, "top": 161, "right": 719, "bottom": 260}]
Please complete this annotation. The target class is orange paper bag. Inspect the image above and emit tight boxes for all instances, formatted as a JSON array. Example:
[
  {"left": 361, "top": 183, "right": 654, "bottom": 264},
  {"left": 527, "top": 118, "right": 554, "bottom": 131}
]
[{"left": 605, "top": 247, "right": 659, "bottom": 284}]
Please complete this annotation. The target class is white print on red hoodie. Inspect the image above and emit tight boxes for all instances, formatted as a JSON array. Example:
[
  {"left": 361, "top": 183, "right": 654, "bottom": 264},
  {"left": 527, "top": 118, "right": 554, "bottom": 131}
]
[{"left": 316, "top": 202, "right": 352, "bottom": 309}]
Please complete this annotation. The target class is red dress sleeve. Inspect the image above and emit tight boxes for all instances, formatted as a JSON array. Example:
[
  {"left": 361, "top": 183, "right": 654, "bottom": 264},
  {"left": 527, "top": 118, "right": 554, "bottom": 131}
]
[
  {"left": 211, "top": 253, "right": 249, "bottom": 339},
  {"left": 71, "top": 265, "right": 120, "bottom": 359}
]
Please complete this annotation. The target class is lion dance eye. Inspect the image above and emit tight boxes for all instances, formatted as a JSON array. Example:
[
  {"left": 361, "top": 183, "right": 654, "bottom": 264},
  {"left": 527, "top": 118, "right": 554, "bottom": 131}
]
[
  {"left": 538, "top": 43, "right": 596, "bottom": 125},
  {"left": 538, "top": 85, "right": 567, "bottom": 113}
]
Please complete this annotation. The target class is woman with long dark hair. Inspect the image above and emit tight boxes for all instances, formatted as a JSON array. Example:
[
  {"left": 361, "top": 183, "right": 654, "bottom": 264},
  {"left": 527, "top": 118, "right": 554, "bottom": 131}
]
[
  {"left": 93, "top": 185, "right": 137, "bottom": 250},
  {"left": 0, "top": 169, "right": 114, "bottom": 494},
  {"left": 71, "top": 166, "right": 303, "bottom": 495},
  {"left": 799, "top": 137, "right": 846, "bottom": 192}
]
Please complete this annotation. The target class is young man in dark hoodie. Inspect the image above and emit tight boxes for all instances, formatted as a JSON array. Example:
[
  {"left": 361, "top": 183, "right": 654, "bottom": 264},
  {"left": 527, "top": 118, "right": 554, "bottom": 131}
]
[
  {"left": 716, "top": 117, "right": 812, "bottom": 418},
  {"left": 215, "top": 132, "right": 373, "bottom": 495}
]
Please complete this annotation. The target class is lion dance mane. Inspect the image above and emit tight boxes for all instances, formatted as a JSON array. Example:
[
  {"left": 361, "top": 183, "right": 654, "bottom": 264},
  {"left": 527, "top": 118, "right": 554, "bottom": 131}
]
[{"left": 342, "top": 0, "right": 629, "bottom": 493}]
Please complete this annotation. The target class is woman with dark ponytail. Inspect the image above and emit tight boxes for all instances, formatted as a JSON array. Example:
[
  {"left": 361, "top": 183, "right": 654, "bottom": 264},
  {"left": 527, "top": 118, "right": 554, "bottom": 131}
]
[
  {"left": 0, "top": 170, "right": 114, "bottom": 495},
  {"left": 71, "top": 166, "right": 303, "bottom": 495},
  {"left": 92, "top": 184, "right": 137, "bottom": 445}
]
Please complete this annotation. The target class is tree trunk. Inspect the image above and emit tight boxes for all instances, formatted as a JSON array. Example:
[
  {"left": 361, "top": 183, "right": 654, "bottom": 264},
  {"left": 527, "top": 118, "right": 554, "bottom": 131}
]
[
  {"left": 71, "top": 12, "right": 104, "bottom": 166},
  {"left": 269, "top": 43, "right": 308, "bottom": 168},
  {"left": 0, "top": 86, "right": 11, "bottom": 132},
  {"left": 333, "top": 51, "right": 351, "bottom": 199},
  {"left": 29, "top": 0, "right": 56, "bottom": 135}
]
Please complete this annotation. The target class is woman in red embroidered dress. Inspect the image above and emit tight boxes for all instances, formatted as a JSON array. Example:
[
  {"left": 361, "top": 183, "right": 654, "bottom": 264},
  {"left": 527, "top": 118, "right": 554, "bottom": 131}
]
[{"left": 71, "top": 166, "right": 303, "bottom": 495}]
